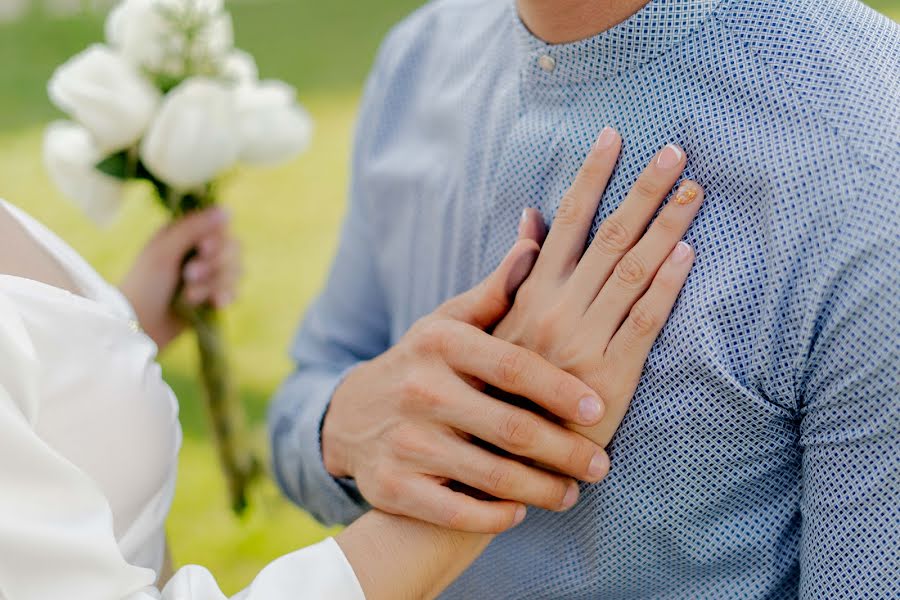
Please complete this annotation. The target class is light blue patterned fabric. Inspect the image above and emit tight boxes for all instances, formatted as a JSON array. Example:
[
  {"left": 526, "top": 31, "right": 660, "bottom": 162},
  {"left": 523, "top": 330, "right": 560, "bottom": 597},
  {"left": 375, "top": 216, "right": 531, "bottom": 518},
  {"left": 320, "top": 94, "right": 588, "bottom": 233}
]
[{"left": 269, "top": 0, "right": 900, "bottom": 597}]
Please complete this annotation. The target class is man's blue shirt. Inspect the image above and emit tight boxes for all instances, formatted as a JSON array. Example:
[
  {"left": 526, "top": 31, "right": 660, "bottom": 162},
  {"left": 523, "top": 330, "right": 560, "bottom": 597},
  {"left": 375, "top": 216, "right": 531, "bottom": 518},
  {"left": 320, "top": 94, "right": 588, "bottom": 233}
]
[{"left": 270, "top": 0, "right": 900, "bottom": 597}]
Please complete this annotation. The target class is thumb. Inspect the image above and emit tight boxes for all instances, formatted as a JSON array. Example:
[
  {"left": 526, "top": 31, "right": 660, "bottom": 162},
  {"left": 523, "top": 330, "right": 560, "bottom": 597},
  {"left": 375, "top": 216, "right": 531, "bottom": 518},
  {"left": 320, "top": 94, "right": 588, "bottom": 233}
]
[
  {"left": 158, "top": 207, "right": 229, "bottom": 261},
  {"left": 437, "top": 238, "right": 539, "bottom": 330}
]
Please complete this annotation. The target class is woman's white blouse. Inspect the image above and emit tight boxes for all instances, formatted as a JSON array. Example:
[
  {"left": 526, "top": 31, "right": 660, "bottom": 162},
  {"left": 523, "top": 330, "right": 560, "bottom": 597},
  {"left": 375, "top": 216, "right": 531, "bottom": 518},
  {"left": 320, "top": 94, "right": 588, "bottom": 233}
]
[{"left": 0, "top": 201, "right": 365, "bottom": 600}]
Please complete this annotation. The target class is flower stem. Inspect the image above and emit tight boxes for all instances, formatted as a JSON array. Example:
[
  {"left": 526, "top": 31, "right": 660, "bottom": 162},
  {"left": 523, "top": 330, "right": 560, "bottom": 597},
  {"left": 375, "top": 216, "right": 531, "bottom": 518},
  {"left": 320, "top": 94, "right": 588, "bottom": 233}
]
[{"left": 176, "top": 300, "right": 261, "bottom": 514}]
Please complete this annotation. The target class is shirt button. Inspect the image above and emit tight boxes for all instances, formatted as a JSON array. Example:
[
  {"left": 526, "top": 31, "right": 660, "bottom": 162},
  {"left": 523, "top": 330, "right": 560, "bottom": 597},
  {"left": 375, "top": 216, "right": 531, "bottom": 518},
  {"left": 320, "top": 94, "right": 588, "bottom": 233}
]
[{"left": 538, "top": 54, "right": 556, "bottom": 72}]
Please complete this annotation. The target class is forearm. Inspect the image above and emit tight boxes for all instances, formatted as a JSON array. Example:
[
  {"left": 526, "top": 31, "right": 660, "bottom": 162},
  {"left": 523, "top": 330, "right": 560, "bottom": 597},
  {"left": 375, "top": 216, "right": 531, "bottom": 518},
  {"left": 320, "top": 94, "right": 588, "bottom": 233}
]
[{"left": 336, "top": 511, "right": 493, "bottom": 600}]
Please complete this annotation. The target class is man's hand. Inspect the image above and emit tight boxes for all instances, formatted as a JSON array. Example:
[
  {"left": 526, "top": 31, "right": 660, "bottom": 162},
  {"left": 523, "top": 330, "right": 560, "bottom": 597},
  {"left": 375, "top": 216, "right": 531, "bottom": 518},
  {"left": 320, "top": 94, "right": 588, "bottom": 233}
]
[
  {"left": 322, "top": 239, "right": 610, "bottom": 533},
  {"left": 495, "top": 129, "right": 704, "bottom": 447}
]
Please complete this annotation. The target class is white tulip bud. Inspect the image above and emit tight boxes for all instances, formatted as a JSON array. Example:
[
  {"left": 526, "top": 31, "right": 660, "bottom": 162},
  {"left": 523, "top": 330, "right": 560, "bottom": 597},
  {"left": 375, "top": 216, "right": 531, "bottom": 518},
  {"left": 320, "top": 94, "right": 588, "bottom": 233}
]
[
  {"left": 235, "top": 81, "right": 313, "bottom": 166},
  {"left": 106, "top": 0, "right": 233, "bottom": 78},
  {"left": 140, "top": 77, "right": 239, "bottom": 190},
  {"left": 43, "top": 121, "right": 124, "bottom": 226},
  {"left": 48, "top": 44, "right": 160, "bottom": 154},
  {"left": 223, "top": 49, "right": 258, "bottom": 85}
]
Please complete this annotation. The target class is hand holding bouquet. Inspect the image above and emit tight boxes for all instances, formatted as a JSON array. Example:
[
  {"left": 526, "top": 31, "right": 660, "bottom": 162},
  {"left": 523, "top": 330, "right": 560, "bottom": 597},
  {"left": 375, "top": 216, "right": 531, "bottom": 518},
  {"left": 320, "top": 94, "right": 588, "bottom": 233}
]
[{"left": 44, "top": 0, "right": 313, "bottom": 513}]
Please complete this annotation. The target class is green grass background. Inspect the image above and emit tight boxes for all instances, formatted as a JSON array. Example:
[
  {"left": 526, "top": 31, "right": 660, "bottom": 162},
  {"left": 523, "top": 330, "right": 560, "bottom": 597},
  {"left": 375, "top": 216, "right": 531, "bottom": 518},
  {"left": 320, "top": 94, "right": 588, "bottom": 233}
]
[{"left": 0, "top": 0, "right": 896, "bottom": 593}]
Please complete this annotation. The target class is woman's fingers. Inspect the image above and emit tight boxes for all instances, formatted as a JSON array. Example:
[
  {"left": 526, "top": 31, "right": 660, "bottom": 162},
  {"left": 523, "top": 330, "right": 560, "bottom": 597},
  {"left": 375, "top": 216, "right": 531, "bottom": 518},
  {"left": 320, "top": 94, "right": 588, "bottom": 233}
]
[
  {"left": 392, "top": 476, "right": 527, "bottom": 534},
  {"left": 182, "top": 238, "right": 242, "bottom": 307},
  {"left": 568, "top": 144, "right": 687, "bottom": 310},
  {"left": 432, "top": 377, "right": 609, "bottom": 483},
  {"left": 533, "top": 127, "right": 621, "bottom": 280},
  {"left": 585, "top": 180, "right": 703, "bottom": 337},
  {"left": 606, "top": 241, "right": 695, "bottom": 366},
  {"left": 517, "top": 207, "right": 548, "bottom": 245}
]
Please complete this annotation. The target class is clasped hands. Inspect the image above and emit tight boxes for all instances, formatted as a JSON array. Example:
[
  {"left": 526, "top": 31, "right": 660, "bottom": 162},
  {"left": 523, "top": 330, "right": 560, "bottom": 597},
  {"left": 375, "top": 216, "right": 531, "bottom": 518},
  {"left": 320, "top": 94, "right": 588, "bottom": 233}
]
[{"left": 323, "top": 128, "right": 705, "bottom": 533}]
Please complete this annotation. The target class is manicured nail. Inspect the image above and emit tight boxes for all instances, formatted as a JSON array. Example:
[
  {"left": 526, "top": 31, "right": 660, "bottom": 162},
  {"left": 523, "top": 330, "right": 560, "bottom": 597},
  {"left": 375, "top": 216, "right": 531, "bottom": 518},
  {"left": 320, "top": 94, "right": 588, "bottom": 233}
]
[
  {"left": 594, "top": 126, "right": 618, "bottom": 151},
  {"left": 578, "top": 396, "right": 603, "bottom": 424},
  {"left": 183, "top": 262, "right": 204, "bottom": 281},
  {"left": 513, "top": 505, "right": 527, "bottom": 526},
  {"left": 674, "top": 180, "right": 701, "bottom": 205},
  {"left": 215, "top": 291, "right": 233, "bottom": 307},
  {"left": 588, "top": 452, "right": 609, "bottom": 480},
  {"left": 673, "top": 241, "right": 693, "bottom": 263},
  {"left": 562, "top": 482, "right": 579, "bottom": 509},
  {"left": 504, "top": 248, "right": 539, "bottom": 297},
  {"left": 657, "top": 144, "right": 683, "bottom": 169}
]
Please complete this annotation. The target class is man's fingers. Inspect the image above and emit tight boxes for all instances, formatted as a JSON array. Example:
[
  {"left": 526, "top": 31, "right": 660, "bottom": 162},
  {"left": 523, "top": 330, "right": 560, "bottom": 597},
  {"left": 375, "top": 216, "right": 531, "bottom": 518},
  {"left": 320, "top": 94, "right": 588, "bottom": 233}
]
[
  {"left": 391, "top": 476, "right": 527, "bottom": 534},
  {"left": 534, "top": 127, "right": 621, "bottom": 279},
  {"left": 437, "top": 239, "right": 539, "bottom": 329},
  {"left": 439, "top": 322, "right": 603, "bottom": 426},
  {"left": 431, "top": 377, "right": 609, "bottom": 482},
  {"left": 432, "top": 434, "right": 580, "bottom": 512},
  {"left": 586, "top": 180, "right": 703, "bottom": 337},
  {"left": 608, "top": 241, "right": 695, "bottom": 368},
  {"left": 568, "top": 144, "right": 686, "bottom": 309}
]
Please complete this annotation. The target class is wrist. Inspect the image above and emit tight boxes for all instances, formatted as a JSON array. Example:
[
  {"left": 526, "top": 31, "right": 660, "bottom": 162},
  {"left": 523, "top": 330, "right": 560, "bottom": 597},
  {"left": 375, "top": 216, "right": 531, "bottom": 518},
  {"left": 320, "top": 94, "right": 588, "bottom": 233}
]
[{"left": 322, "top": 374, "right": 356, "bottom": 479}]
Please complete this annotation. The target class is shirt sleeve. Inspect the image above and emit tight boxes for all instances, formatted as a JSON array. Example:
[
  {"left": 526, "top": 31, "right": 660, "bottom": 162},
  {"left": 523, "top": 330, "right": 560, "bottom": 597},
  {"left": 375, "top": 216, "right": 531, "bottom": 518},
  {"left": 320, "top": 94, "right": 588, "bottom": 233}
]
[
  {"left": 0, "top": 294, "right": 365, "bottom": 600},
  {"left": 267, "top": 32, "right": 401, "bottom": 526},
  {"left": 797, "top": 173, "right": 900, "bottom": 598}
]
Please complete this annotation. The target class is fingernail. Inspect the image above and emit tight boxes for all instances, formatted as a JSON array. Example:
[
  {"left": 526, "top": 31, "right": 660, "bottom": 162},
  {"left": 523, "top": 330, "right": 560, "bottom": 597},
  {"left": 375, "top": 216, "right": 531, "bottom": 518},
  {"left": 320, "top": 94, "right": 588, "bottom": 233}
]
[
  {"left": 215, "top": 291, "right": 233, "bottom": 307},
  {"left": 211, "top": 207, "right": 230, "bottom": 223},
  {"left": 588, "top": 452, "right": 609, "bottom": 480},
  {"left": 561, "top": 482, "right": 579, "bottom": 509},
  {"left": 520, "top": 208, "right": 529, "bottom": 224},
  {"left": 673, "top": 241, "right": 693, "bottom": 263},
  {"left": 578, "top": 396, "right": 603, "bottom": 424},
  {"left": 657, "top": 144, "right": 683, "bottom": 169},
  {"left": 513, "top": 505, "right": 527, "bottom": 526},
  {"left": 594, "top": 126, "right": 618, "bottom": 151},
  {"left": 673, "top": 180, "right": 701, "bottom": 205},
  {"left": 183, "top": 262, "right": 204, "bottom": 281}
]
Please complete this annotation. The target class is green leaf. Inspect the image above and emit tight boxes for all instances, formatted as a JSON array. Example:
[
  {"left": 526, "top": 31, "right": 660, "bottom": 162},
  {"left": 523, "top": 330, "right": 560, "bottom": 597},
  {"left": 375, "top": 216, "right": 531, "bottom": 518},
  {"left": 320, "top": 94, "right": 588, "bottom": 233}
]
[{"left": 94, "top": 151, "right": 131, "bottom": 180}]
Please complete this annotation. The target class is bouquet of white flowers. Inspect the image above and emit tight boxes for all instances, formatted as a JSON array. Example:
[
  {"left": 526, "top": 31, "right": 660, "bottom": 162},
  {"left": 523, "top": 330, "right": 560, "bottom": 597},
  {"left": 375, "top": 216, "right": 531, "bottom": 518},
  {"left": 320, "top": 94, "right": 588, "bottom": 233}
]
[{"left": 44, "top": 0, "right": 313, "bottom": 514}]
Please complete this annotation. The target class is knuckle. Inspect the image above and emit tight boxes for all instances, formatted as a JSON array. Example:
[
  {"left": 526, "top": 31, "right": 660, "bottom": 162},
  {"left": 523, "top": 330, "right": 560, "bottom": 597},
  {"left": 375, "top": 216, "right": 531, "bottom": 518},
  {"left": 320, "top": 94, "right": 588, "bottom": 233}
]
[
  {"left": 496, "top": 349, "right": 526, "bottom": 388},
  {"left": 633, "top": 176, "right": 663, "bottom": 200},
  {"left": 443, "top": 503, "right": 467, "bottom": 531},
  {"left": 579, "top": 157, "right": 607, "bottom": 182},
  {"left": 372, "top": 466, "right": 403, "bottom": 504},
  {"left": 397, "top": 373, "right": 428, "bottom": 406},
  {"left": 653, "top": 212, "right": 681, "bottom": 235},
  {"left": 499, "top": 411, "right": 539, "bottom": 451},
  {"left": 484, "top": 463, "right": 513, "bottom": 495},
  {"left": 414, "top": 319, "right": 448, "bottom": 354},
  {"left": 385, "top": 423, "right": 422, "bottom": 459},
  {"left": 553, "top": 192, "right": 582, "bottom": 227},
  {"left": 614, "top": 253, "right": 648, "bottom": 287},
  {"left": 628, "top": 300, "right": 660, "bottom": 337},
  {"left": 593, "top": 217, "right": 631, "bottom": 254}
]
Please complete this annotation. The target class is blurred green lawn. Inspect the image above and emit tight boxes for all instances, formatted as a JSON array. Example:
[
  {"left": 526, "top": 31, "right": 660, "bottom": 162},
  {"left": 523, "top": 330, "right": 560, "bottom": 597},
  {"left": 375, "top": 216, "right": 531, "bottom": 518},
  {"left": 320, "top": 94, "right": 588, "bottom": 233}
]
[{"left": 0, "top": 0, "right": 897, "bottom": 594}]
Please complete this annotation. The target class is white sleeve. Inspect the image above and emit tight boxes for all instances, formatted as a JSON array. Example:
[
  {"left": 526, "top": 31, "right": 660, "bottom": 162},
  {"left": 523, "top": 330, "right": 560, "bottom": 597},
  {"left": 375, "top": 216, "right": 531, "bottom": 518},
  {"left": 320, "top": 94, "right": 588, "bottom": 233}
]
[{"left": 0, "top": 294, "right": 365, "bottom": 600}]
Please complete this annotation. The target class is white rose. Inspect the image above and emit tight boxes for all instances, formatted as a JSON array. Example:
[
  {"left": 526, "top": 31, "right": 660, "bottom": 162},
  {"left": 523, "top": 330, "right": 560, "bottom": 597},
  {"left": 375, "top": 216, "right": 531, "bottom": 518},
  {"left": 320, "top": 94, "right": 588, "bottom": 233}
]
[
  {"left": 235, "top": 80, "right": 313, "bottom": 166},
  {"left": 223, "top": 49, "right": 258, "bottom": 85},
  {"left": 106, "top": 0, "right": 233, "bottom": 78},
  {"left": 48, "top": 44, "right": 160, "bottom": 154},
  {"left": 140, "top": 77, "right": 239, "bottom": 190},
  {"left": 43, "top": 121, "right": 124, "bottom": 226}
]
